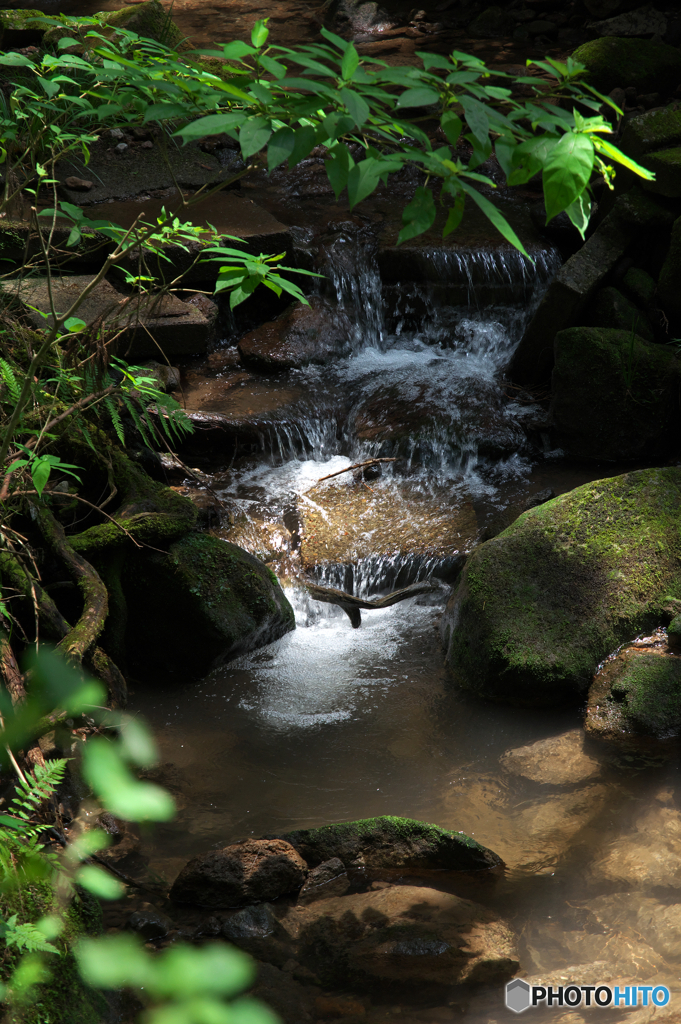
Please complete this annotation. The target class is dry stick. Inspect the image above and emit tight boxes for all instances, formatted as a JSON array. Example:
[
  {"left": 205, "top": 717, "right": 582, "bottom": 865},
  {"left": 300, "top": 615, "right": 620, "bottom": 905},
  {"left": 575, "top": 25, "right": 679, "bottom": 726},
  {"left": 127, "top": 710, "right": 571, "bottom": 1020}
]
[{"left": 316, "top": 458, "right": 396, "bottom": 484}]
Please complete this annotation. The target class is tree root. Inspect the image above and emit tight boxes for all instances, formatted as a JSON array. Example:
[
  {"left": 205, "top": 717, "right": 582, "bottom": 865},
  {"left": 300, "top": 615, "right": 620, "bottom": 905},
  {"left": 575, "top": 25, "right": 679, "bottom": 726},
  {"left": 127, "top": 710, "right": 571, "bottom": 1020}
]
[{"left": 0, "top": 619, "right": 45, "bottom": 768}]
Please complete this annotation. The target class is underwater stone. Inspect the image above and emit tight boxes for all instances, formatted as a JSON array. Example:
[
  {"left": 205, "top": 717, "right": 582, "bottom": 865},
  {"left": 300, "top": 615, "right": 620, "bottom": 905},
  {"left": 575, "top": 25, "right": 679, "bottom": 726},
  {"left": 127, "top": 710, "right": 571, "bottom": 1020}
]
[{"left": 441, "top": 468, "right": 681, "bottom": 706}]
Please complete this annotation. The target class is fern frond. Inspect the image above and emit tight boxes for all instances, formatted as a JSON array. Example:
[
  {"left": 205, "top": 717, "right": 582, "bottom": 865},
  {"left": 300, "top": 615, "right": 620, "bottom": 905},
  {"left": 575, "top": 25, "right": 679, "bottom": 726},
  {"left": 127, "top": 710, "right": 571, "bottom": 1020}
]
[
  {"left": 122, "top": 394, "right": 156, "bottom": 448},
  {"left": 104, "top": 396, "right": 126, "bottom": 446},
  {"left": 0, "top": 359, "right": 20, "bottom": 402},
  {"left": 8, "top": 760, "right": 67, "bottom": 824},
  {"left": 0, "top": 915, "right": 59, "bottom": 954}
]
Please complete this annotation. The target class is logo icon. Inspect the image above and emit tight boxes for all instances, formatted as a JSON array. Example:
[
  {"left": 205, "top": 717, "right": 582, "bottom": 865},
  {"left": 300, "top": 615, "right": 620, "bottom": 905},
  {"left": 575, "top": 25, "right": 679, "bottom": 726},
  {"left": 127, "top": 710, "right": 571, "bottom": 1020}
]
[{"left": 506, "top": 979, "right": 531, "bottom": 1014}]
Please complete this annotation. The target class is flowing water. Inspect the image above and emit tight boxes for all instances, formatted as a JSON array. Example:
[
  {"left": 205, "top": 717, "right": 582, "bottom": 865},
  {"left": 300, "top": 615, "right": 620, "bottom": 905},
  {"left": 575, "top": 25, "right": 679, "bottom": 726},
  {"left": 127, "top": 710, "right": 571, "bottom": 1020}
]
[{"left": 129, "top": 231, "right": 681, "bottom": 1022}]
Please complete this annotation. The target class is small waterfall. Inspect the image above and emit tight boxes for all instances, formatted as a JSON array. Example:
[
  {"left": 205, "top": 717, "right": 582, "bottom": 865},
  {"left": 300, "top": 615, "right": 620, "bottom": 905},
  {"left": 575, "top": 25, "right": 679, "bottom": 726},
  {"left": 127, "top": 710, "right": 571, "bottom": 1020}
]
[
  {"left": 314, "top": 553, "right": 454, "bottom": 599},
  {"left": 254, "top": 414, "right": 340, "bottom": 464},
  {"left": 316, "top": 225, "right": 386, "bottom": 350}
]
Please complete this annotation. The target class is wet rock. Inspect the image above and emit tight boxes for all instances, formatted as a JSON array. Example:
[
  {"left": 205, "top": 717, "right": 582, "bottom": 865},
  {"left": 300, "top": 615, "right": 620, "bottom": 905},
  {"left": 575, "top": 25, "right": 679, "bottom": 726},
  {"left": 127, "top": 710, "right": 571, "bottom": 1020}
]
[
  {"left": 127, "top": 904, "right": 175, "bottom": 941},
  {"left": 468, "top": 6, "right": 513, "bottom": 38},
  {"left": 571, "top": 36, "right": 681, "bottom": 96},
  {"left": 588, "top": 892, "right": 681, "bottom": 961},
  {"left": 440, "top": 468, "right": 681, "bottom": 706},
  {"left": 500, "top": 730, "right": 603, "bottom": 786},
  {"left": 639, "top": 147, "right": 681, "bottom": 199},
  {"left": 586, "top": 286, "right": 654, "bottom": 341},
  {"left": 622, "top": 267, "right": 657, "bottom": 308},
  {"left": 123, "top": 534, "right": 295, "bottom": 682},
  {"left": 141, "top": 360, "right": 181, "bottom": 392},
  {"left": 170, "top": 838, "right": 308, "bottom": 908},
  {"left": 64, "top": 176, "right": 93, "bottom": 192},
  {"left": 298, "top": 858, "right": 350, "bottom": 903},
  {"left": 251, "top": 961, "right": 319, "bottom": 1024},
  {"left": 590, "top": 801, "right": 681, "bottom": 890},
  {"left": 274, "top": 815, "right": 503, "bottom": 872},
  {"left": 298, "top": 481, "right": 478, "bottom": 570},
  {"left": 588, "top": 5, "right": 668, "bottom": 38},
  {"left": 238, "top": 298, "right": 352, "bottom": 371},
  {"left": 611, "top": 186, "right": 676, "bottom": 230},
  {"left": 2, "top": 275, "right": 212, "bottom": 360},
  {"left": 279, "top": 886, "right": 518, "bottom": 988},
  {"left": 221, "top": 902, "right": 277, "bottom": 941},
  {"left": 524, "top": 915, "right": 666, "bottom": 980},
  {"left": 324, "top": 0, "right": 395, "bottom": 34},
  {"left": 585, "top": 640, "right": 681, "bottom": 748},
  {"left": 550, "top": 327, "right": 681, "bottom": 460},
  {"left": 45, "top": 0, "right": 186, "bottom": 51},
  {"left": 509, "top": 214, "right": 630, "bottom": 386}
]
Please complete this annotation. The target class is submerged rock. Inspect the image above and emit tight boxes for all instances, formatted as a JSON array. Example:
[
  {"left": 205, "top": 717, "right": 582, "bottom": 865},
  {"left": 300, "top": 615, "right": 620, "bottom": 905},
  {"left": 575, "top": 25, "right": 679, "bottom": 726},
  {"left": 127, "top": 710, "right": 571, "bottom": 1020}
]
[
  {"left": 279, "top": 886, "right": 519, "bottom": 987},
  {"left": 440, "top": 468, "right": 681, "bottom": 706},
  {"left": 170, "top": 838, "right": 308, "bottom": 908},
  {"left": 571, "top": 36, "right": 681, "bottom": 95},
  {"left": 590, "top": 800, "right": 681, "bottom": 890},
  {"left": 273, "top": 815, "right": 503, "bottom": 871},
  {"left": 500, "top": 730, "right": 603, "bottom": 786},
  {"left": 123, "top": 534, "right": 295, "bottom": 681},
  {"left": 238, "top": 297, "right": 352, "bottom": 371},
  {"left": 588, "top": 892, "right": 681, "bottom": 962},
  {"left": 550, "top": 326, "right": 681, "bottom": 460},
  {"left": 585, "top": 638, "right": 681, "bottom": 748}
]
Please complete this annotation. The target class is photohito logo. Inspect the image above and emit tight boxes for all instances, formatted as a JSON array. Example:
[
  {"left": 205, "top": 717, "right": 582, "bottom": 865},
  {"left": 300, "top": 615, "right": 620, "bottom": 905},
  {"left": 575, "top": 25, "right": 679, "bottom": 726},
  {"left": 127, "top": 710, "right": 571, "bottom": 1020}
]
[{"left": 505, "top": 980, "right": 670, "bottom": 1013}]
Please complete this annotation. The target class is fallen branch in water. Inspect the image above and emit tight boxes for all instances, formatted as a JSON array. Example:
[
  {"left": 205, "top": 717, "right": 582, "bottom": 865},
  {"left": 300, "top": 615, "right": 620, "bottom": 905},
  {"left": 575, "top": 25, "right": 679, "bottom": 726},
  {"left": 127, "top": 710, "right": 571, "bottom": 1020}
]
[
  {"left": 316, "top": 458, "right": 396, "bottom": 484},
  {"left": 302, "top": 578, "right": 439, "bottom": 628}
]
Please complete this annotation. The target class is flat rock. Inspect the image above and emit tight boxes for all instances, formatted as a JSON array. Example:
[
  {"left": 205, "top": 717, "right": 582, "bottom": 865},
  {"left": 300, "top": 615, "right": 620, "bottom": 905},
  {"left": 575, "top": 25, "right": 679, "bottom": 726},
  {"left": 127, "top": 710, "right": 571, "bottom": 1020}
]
[
  {"left": 298, "top": 481, "right": 478, "bottom": 570},
  {"left": 441, "top": 468, "right": 681, "bottom": 706},
  {"left": 279, "top": 885, "right": 519, "bottom": 987},
  {"left": 500, "top": 730, "right": 603, "bottom": 785},
  {"left": 169, "top": 838, "right": 308, "bottom": 908},
  {"left": 274, "top": 815, "right": 503, "bottom": 872},
  {"left": 2, "top": 274, "right": 210, "bottom": 359}
]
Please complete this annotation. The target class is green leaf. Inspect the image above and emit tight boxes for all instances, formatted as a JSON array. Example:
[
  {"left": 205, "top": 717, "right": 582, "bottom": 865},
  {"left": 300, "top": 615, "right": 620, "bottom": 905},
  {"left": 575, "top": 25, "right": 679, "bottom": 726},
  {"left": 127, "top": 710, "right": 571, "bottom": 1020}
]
[
  {"left": 173, "top": 112, "right": 248, "bottom": 141},
  {"left": 395, "top": 86, "right": 439, "bottom": 109},
  {"left": 507, "top": 134, "right": 558, "bottom": 186},
  {"left": 258, "top": 54, "right": 286, "bottom": 79},
  {"left": 459, "top": 96, "right": 489, "bottom": 146},
  {"left": 459, "top": 180, "right": 531, "bottom": 258},
  {"left": 288, "top": 124, "right": 316, "bottom": 168},
  {"left": 75, "top": 865, "right": 125, "bottom": 900},
  {"left": 564, "top": 190, "right": 591, "bottom": 239},
  {"left": 251, "top": 19, "right": 269, "bottom": 47},
  {"left": 216, "top": 40, "right": 257, "bottom": 59},
  {"left": 440, "top": 111, "right": 462, "bottom": 147},
  {"left": 543, "top": 131, "right": 594, "bottom": 222},
  {"left": 76, "top": 934, "right": 151, "bottom": 990},
  {"left": 494, "top": 137, "right": 515, "bottom": 179},
  {"left": 239, "top": 117, "right": 272, "bottom": 159},
  {"left": 82, "top": 739, "right": 175, "bottom": 822},
  {"left": 325, "top": 142, "right": 354, "bottom": 198},
  {"left": 341, "top": 42, "right": 359, "bottom": 81},
  {"left": 397, "top": 185, "right": 436, "bottom": 244},
  {"left": 443, "top": 192, "right": 465, "bottom": 238},
  {"left": 118, "top": 715, "right": 159, "bottom": 768},
  {"left": 267, "top": 126, "right": 295, "bottom": 171},
  {"left": 339, "top": 87, "right": 370, "bottom": 128},
  {"left": 321, "top": 112, "right": 355, "bottom": 143},
  {"left": 63, "top": 317, "right": 86, "bottom": 334},
  {"left": 347, "top": 159, "right": 381, "bottom": 207},
  {"left": 592, "top": 136, "right": 656, "bottom": 179},
  {"left": 150, "top": 944, "right": 255, "bottom": 999},
  {"left": 31, "top": 458, "right": 51, "bottom": 498},
  {"left": 320, "top": 25, "right": 349, "bottom": 51}
]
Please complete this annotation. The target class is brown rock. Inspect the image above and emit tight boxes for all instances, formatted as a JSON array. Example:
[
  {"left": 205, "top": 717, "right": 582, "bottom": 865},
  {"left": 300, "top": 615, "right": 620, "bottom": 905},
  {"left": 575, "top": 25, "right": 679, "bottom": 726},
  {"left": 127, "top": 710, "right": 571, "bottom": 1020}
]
[
  {"left": 63, "top": 176, "right": 93, "bottom": 191},
  {"left": 500, "top": 729, "right": 603, "bottom": 785},
  {"left": 238, "top": 297, "right": 352, "bottom": 371},
  {"left": 170, "top": 838, "right": 308, "bottom": 908},
  {"left": 314, "top": 996, "right": 365, "bottom": 1018},
  {"left": 279, "top": 885, "right": 519, "bottom": 987}
]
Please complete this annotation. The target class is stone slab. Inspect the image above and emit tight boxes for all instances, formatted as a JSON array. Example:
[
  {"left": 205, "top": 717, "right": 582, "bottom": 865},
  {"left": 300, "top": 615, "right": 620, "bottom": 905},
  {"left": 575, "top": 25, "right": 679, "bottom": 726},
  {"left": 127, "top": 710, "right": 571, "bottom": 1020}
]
[{"left": 2, "top": 274, "right": 210, "bottom": 359}]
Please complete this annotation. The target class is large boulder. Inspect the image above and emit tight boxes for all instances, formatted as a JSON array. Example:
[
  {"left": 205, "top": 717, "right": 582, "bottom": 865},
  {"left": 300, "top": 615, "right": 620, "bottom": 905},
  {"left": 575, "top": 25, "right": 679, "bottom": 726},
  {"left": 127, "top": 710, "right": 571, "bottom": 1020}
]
[
  {"left": 279, "top": 885, "right": 519, "bottom": 987},
  {"left": 273, "top": 815, "right": 503, "bottom": 871},
  {"left": 170, "top": 838, "right": 308, "bottom": 907},
  {"left": 238, "top": 297, "right": 352, "bottom": 371},
  {"left": 585, "top": 286, "right": 654, "bottom": 341},
  {"left": 440, "top": 468, "right": 681, "bottom": 706},
  {"left": 585, "top": 635, "right": 681, "bottom": 749},
  {"left": 571, "top": 36, "right": 681, "bottom": 95},
  {"left": 123, "top": 533, "right": 295, "bottom": 681},
  {"left": 620, "top": 108, "right": 681, "bottom": 161},
  {"left": 550, "top": 326, "right": 681, "bottom": 459}
]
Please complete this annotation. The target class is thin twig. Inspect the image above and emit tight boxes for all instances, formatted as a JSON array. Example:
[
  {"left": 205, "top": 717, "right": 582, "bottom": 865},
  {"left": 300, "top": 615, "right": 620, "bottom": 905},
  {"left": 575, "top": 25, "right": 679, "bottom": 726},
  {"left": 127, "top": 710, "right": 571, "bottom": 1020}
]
[{"left": 316, "top": 458, "right": 396, "bottom": 484}]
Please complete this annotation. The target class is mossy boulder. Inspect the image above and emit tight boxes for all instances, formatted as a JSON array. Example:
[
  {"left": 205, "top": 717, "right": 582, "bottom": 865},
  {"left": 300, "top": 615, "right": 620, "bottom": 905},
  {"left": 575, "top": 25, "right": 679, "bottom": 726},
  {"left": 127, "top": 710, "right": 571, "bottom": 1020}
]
[
  {"left": 586, "top": 286, "right": 654, "bottom": 341},
  {"left": 571, "top": 37, "right": 681, "bottom": 95},
  {"left": 620, "top": 108, "right": 681, "bottom": 161},
  {"left": 43, "top": 0, "right": 187, "bottom": 50},
  {"left": 639, "top": 147, "right": 681, "bottom": 199},
  {"left": 0, "top": 8, "right": 43, "bottom": 47},
  {"left": 440, "top": 468, "right": 681, "bottom": 707},
  {"left": 122, "top": 533, "right": 295, "bottom": 681},
  {"left": 1, "top": 881, "right": 105, "bottom": 1024},
  {"left": 585, "top": 645, "right": 681, "bottom": 749},
  {"left": 273, "top": 815, "right": 503, "bottom": 871},
  {"left": 550, "top": 326, "right": 680, "bottom": 460},
  {"left": 669, "top": 614, "right": 681, "bottom": 651}
]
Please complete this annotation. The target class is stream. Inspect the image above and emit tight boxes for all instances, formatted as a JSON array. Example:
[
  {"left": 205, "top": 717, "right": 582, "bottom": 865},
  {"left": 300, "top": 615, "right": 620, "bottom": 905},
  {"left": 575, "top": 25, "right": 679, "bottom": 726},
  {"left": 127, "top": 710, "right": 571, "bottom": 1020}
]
[{"left": 124, "top": 226, "right": 681, "bottom": 1021}]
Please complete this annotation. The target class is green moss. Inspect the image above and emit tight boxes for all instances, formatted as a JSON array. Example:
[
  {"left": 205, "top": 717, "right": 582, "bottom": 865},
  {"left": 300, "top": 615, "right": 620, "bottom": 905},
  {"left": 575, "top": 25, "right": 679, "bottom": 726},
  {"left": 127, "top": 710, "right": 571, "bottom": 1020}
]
[
  {"left": 571, "top": 37, "right": 681, "bottom": 95},
  {"left": 587, "top": 287, "right": 654, "bottom": 341},
  {"left": 613, "top": 653, "right": 681, "bottom": 735},
  {"left": 278, "top": 815, "right": 502, "bottom": 871},
  {"left": 639, "top": 147, "right": 681, "bottom": 199},
  {"left": 620, "top": 107, "right": 681, "bottom": 160},
  {"left": 622, "top": 267, "right": 656, "bottom": 308},
  {"left": 551, "top": 326, "right": 680, "bottom": 460},
  {"left": 1, "top": 883, "right": 105, "bottom": 1024},
  {"left": 441, "top": 468, "right": 681, "bottom": 706}
]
